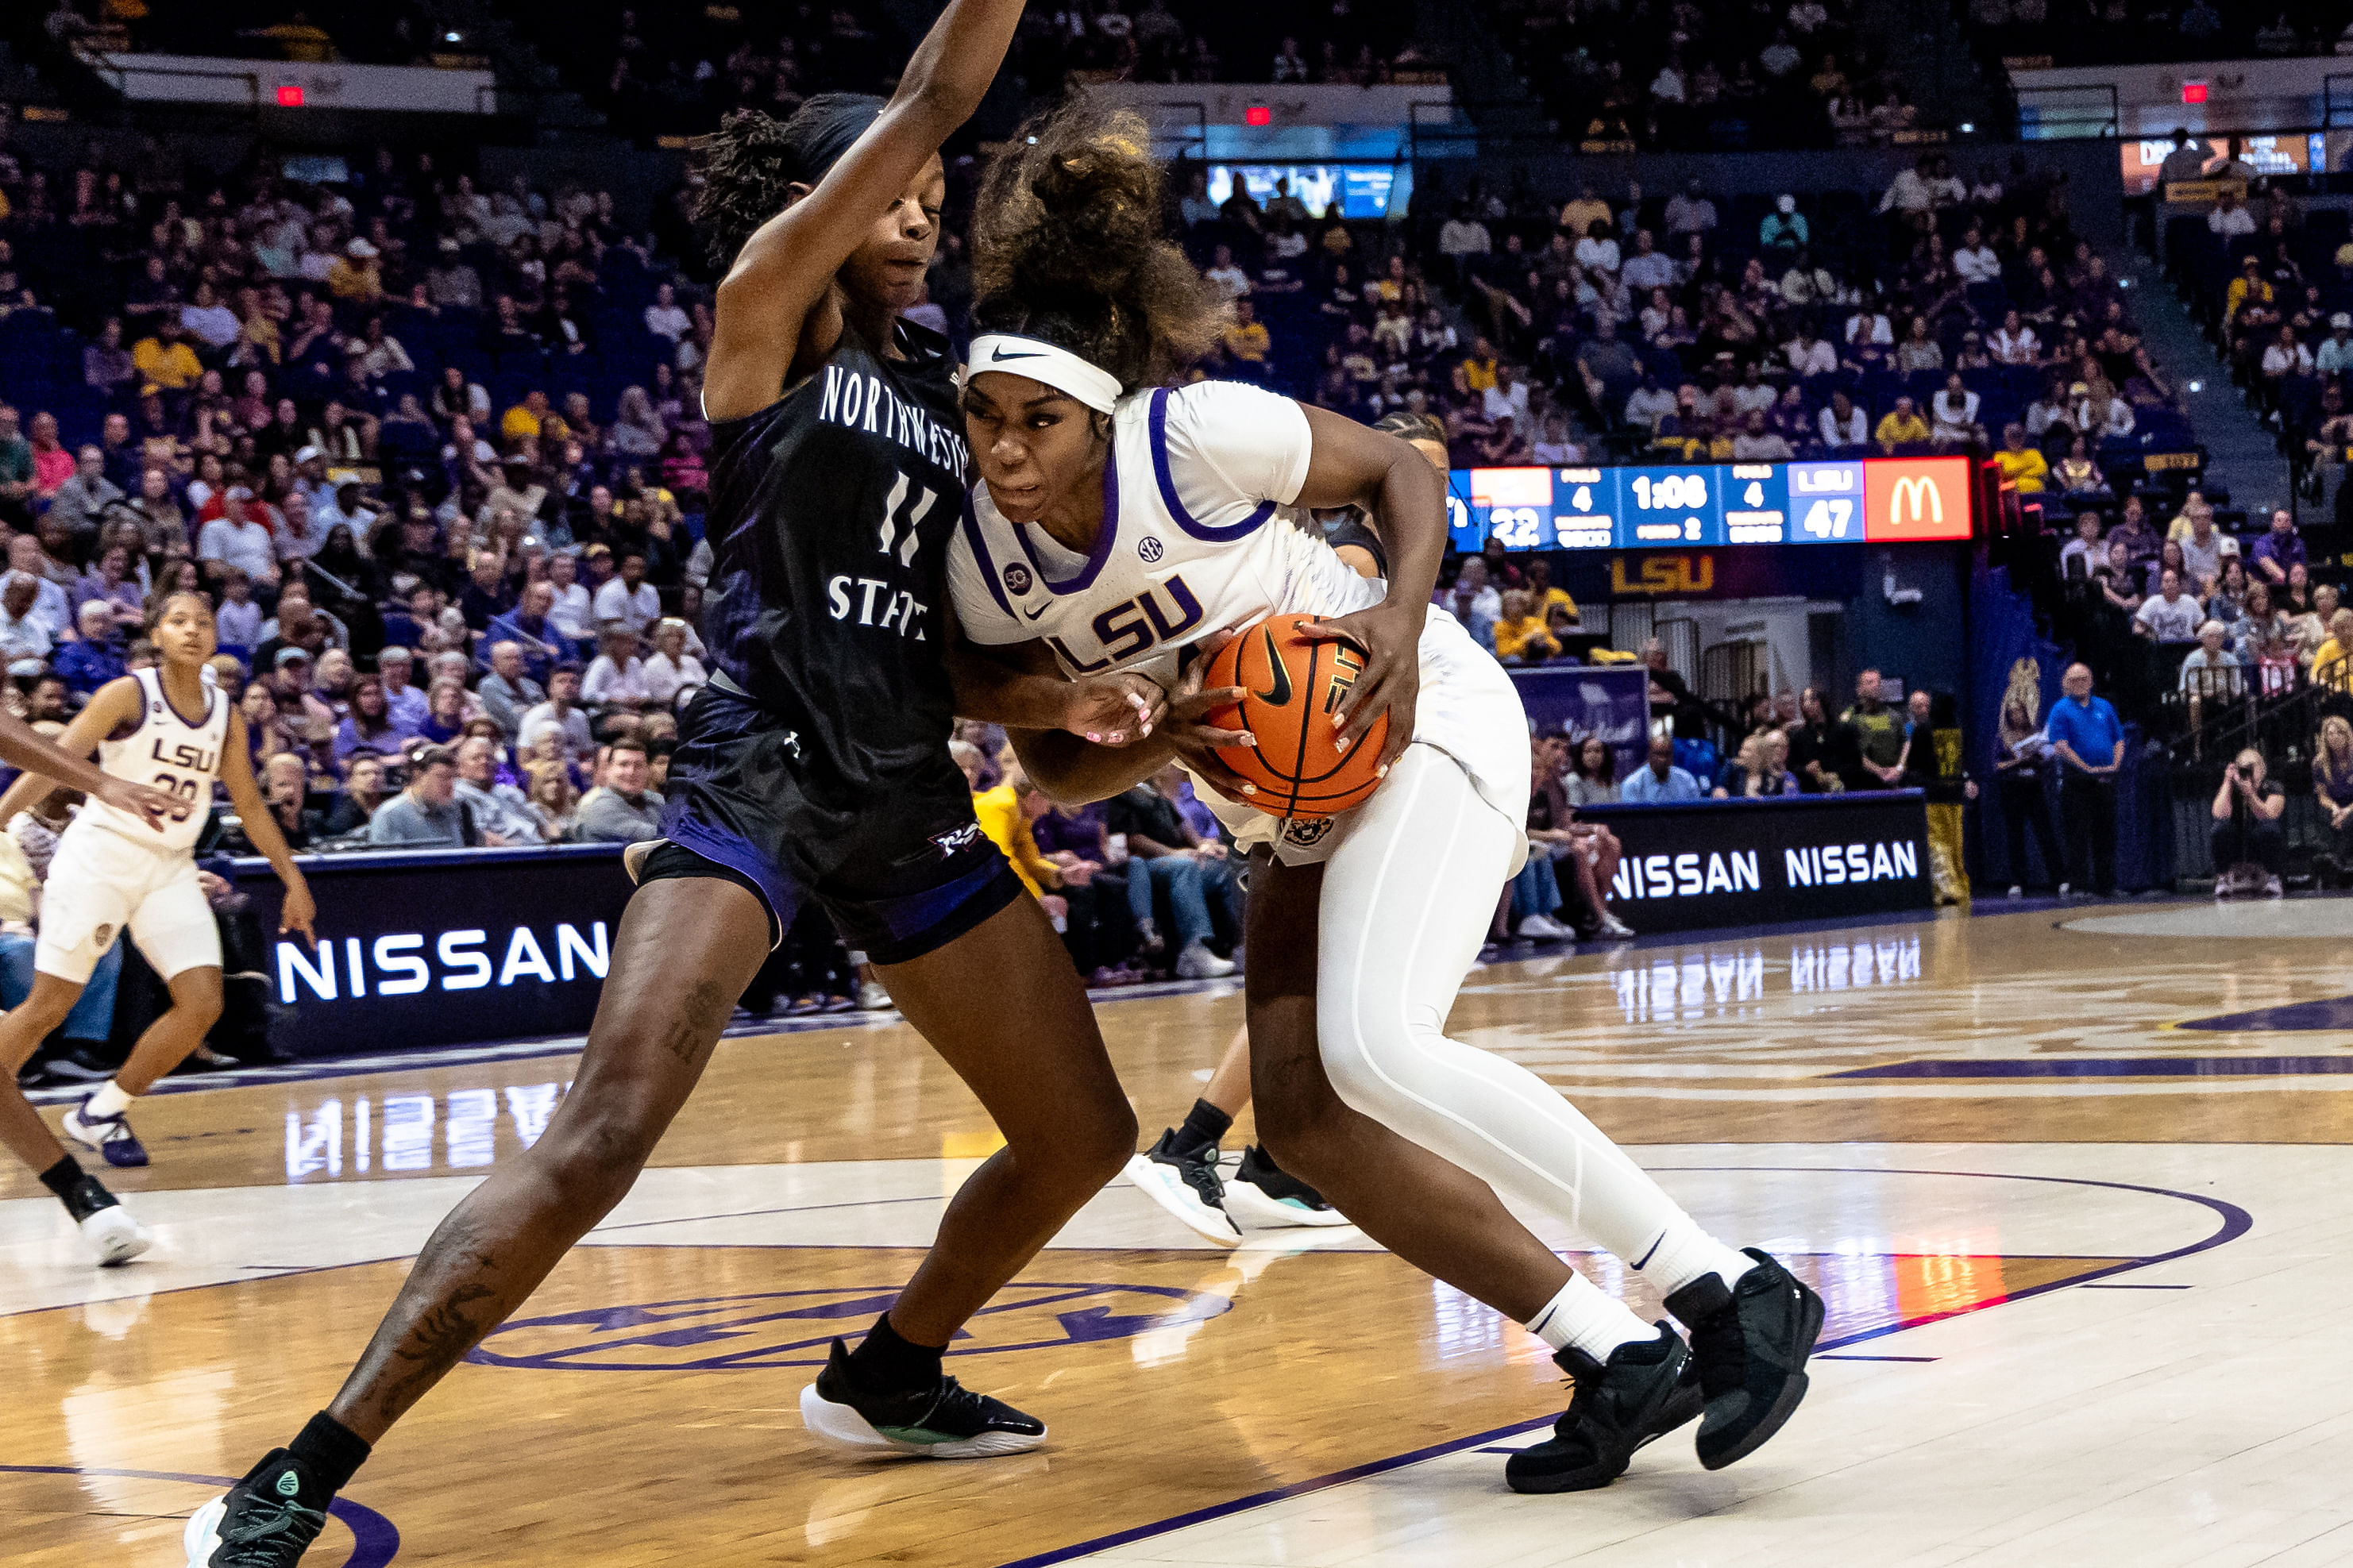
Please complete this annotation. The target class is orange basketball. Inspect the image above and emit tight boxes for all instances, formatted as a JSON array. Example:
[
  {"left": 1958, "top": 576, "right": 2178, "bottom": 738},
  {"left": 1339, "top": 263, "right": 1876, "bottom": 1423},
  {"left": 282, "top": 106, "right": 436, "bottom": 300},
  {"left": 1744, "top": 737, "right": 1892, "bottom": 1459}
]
[{"left": 1201, "top": 613, "right": 1389, "bottom": 819}]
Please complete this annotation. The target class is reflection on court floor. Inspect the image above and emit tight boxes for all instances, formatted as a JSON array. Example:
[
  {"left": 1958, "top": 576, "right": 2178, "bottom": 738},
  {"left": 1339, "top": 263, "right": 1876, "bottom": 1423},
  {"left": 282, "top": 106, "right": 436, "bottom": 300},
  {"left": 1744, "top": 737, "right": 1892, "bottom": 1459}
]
[{"left": 9, "top": 904, "right": 2353, "bottom": 1565}]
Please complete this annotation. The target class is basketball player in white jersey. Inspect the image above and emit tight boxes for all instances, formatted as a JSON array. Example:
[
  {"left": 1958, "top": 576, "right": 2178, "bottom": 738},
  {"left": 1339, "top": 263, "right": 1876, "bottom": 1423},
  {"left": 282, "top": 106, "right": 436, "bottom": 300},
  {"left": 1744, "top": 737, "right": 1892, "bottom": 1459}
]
[
  {"left": 0, "top": 590, "right": 315, "bottom": 1258},
  {"left": 945, "top": 102, "right": 1822, "bottom": 1492},
  {"left": 1120, "top": 419, "right": 1433, "bottom": 1244}
]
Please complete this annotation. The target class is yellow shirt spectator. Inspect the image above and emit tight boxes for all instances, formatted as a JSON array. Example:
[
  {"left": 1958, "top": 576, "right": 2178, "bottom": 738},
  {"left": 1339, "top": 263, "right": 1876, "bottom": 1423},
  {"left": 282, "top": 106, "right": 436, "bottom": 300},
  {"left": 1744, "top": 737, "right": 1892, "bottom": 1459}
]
[
  {"left": 1875, "top": 407, "right": 1931, "bottom": 449},
  {"left": 132, "top": 333, "right": 203, "bottom": 391},
  {"left": 1534, "top": 584, "right": 1579, "bottom": 622},
  {"left": 327, "top": 255, "right": 384, "bottom": 303},
  {"left": 1459, "top": 353, "right": 1499, "bottom": 393},
  {"left": 1222, "top": 319, "right": 1271, "bottom": 364},
  {"left": 971, "top": 783, "right": 1059, "bottom": 900},
  {"left": 2224, "top": 273, "right": 2272, "bottom": 324},
  {"left": 2313, "top": 637, "right": 2347, "bottom": 683},
  {"left": 1493, "top": 614, "right": 1559, "bottom": 662},
  {"left": 1993, "top": 445, "right": 2049, "bottom": 493},
  {"left": 1559, "top": 196, "right": 1612, "bottom": 238},
  {"left": 502, "top": 401, "right": 546, "bottom": 444}
]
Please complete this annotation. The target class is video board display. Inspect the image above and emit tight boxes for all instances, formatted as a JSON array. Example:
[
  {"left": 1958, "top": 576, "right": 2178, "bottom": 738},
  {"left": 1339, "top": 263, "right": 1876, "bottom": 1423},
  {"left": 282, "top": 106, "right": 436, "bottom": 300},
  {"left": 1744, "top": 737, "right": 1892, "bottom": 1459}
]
[{"left": 1448, "top": 457, "right": 1975, "bottom": 553}]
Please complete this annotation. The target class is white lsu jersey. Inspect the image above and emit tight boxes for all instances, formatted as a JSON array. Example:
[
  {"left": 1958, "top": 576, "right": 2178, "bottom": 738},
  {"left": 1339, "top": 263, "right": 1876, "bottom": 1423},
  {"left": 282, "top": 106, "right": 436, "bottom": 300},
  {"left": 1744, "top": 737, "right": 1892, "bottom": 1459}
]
[
  {"left": 947, "top": 379, "right": 1528, "bottom": 858},
  {"left": 81, "top": 665, "right": 227, "bottom": 853}
]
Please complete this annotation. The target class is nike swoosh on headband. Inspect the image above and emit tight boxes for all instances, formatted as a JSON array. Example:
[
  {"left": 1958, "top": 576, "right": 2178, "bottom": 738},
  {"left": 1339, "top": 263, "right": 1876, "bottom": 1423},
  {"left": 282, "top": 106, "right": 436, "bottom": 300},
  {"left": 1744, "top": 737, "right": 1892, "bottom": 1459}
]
[{"left": 991, "top": 346, "right": 1046, "bottom": 361}]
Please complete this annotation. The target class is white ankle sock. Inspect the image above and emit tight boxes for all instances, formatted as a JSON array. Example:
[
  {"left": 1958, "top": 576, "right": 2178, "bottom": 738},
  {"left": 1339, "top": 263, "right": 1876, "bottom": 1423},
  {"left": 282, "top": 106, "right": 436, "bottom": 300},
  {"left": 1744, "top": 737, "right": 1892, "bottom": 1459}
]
[
  {"left": 1523, "top": 1273, "right": 1657, "bottom": 1362},
  {"left": 85, "top": 1081, "right": 133, "bottom": 1119},
  {"left": 1636, "top": 1224, "right": 1753, "bottom": 1300}
]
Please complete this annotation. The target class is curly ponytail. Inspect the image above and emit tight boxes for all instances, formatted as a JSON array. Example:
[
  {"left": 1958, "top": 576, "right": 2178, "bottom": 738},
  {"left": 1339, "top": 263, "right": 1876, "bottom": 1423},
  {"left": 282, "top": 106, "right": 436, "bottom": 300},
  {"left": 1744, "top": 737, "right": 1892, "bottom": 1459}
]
[{"left": 969, "top": 98, "right": 1225, "bottom": 391}]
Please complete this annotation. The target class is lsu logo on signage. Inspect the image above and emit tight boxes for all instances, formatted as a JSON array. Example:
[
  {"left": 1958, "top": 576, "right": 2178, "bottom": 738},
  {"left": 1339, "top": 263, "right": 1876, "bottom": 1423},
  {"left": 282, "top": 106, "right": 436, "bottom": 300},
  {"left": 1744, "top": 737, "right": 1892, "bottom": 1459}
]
[
  {"left": 1864, "top": 457, "right": 1973, "bottom": 542},
  {"left": 1610, "top": 553, "right": 1715, "bottom": 595},
  {"left": 468, "top": 1281, "right": 1230, "bottom": 1371}
]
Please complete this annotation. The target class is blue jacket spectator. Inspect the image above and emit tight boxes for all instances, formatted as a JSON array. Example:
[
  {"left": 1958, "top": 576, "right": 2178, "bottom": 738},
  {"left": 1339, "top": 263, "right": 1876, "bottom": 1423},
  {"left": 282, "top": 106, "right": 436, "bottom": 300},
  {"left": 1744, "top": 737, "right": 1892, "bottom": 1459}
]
[
  {"left": 2046, "top": 672, "right": 2125, "bottom": 776},
  {"left": 487, "top": 583, "right": 581, "bottom": 684},
  {"left": 53, "top": 606, "right": 125, "bottom": 697}
]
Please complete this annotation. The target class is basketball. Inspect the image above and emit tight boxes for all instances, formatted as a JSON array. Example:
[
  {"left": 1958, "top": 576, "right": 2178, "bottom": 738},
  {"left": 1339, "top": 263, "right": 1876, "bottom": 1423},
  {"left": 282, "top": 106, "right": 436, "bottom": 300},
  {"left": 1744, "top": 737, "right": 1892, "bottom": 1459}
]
[{"left": 1201, "top": 613, "right": 1389, "bottom": 819}]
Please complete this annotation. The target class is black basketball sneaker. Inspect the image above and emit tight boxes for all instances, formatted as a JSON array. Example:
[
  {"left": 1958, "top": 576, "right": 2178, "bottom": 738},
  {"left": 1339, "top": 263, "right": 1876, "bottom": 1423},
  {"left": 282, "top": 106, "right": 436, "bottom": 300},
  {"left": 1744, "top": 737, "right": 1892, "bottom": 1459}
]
[
  {"left": 1121, "top": 1127, "right": 1242, "bottom": 1246},
  {"left": 1664, "top": 1248, "right": 1826, "bottom": 1470},
  {"left": 1506, "top": 1324, "right": 1705, "bottom": 1493},
  {"left": 799, "top": 1338, "right": 1047, "bottom": 1459},
  {"left": 1220, "top": 1144, "right": 1351, "bottom": 1230},
  {"left": 183, "top": 1450, "right": 331, "bottom": 1565}
]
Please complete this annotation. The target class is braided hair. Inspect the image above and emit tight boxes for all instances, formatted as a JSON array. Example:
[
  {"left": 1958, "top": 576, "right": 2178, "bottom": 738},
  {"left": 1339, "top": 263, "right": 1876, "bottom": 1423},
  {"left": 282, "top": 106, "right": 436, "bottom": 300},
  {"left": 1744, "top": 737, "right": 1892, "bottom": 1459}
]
[{"left": 689, "top": 95, "right": 886, "bottom": 269}]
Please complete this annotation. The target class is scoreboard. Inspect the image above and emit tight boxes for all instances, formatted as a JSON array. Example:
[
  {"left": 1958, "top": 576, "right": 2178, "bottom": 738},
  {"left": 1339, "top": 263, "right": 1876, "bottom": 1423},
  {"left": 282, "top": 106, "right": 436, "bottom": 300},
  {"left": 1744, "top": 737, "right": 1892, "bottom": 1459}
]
[{"left": 1448, "top": 457, "right": 1976, "bottom": 553}]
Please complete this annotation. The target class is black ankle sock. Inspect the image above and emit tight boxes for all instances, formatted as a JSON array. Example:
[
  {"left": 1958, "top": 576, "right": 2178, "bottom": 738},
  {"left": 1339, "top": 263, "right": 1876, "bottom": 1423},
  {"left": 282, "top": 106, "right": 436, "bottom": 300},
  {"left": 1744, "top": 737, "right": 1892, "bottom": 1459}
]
[
  {"left": 288, "top": 1411, "right": 372, "bottom": 1495},
  {"left": 1167, "top": 1098, "right": 1232, "bottom": 1159},
  {"left": 38, "top": 1154, "right": 85, "bottom": 1202},
  {"left": 846, "top": 1311, "right": 944, "bottom": 1393}
]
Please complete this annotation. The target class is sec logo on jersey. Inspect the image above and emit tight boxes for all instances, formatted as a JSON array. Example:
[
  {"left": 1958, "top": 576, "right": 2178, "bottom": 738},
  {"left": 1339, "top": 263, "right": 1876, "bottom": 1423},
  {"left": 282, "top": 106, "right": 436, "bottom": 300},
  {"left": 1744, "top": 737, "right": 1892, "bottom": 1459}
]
[
  {"left": 1137, "top": 535, "right": 1164, "bottom": 564},
  {"left": 1001, "top": 561, "right": 1034, "bottom": 596}
]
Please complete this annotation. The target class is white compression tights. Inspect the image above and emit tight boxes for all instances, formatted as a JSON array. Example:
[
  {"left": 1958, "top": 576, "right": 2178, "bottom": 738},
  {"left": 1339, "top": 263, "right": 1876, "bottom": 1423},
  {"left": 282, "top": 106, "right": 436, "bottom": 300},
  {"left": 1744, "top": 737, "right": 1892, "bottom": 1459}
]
[{"left": 1316, "top": 745, "right": 1751, "bottom": 1308}]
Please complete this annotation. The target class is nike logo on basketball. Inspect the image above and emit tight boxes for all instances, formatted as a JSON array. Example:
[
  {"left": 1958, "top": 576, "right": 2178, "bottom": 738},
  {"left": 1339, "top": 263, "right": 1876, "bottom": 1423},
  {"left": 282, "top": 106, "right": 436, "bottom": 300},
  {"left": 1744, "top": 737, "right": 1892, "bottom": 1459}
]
[
  {"left": 1252, "top": 627, "right": 1293, "bottom": 706},
  {"left": 990, "top": 346, "right": 1045, "bottom": 362}
]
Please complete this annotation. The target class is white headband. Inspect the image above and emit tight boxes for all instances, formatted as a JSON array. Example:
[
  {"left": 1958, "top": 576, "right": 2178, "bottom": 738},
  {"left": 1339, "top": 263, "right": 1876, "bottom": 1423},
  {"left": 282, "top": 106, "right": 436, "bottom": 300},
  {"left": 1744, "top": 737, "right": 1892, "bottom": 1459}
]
[{"left": 965, "top": 333, "right": 1124, "bottom": 414}]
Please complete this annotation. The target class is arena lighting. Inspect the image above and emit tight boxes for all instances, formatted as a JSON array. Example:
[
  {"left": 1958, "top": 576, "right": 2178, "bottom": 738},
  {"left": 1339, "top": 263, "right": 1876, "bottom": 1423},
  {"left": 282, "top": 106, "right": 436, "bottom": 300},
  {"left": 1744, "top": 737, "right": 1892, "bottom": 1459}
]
[
  {"left": 2189, "top": 379, "right": 2204, "bottom": 392},
  {"left": 276, "top": 84, "right": 304, "bottom": 106},
  {"left": 1959, "top": 121, "right": 1974, "bottom": 133},
  {"left": 1244, "top": 104, "right": 1272, "bottom": 125},
  {"left": 2181, "top": 83, "right": 2208, "bottom": 103}
]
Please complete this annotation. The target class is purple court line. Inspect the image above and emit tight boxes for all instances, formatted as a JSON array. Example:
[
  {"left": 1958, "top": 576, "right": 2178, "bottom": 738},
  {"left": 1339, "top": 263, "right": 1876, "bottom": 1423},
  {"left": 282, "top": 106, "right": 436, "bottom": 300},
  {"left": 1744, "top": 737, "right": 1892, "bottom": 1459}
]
[
  {"left": 2081, "top": 1282, "right": 2192, "bottom": 1289},
  {"left": 1832, "top": 1055, "right": 2353, "bottom": 1080},
  {"left": 0, "top": 1465, "right": 399, "bottom": 1566},
  {"left": 1819, "top": 1354, "right": 1940, "bottom": 1362},
  {"left": 989, "top": 1167, "right": 2253, "bottom": 1568}
]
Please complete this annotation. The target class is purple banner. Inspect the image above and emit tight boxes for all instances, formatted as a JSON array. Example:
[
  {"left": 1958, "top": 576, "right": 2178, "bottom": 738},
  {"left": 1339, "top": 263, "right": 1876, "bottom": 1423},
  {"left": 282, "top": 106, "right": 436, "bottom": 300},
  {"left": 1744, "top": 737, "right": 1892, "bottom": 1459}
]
[{"left": 1510, "top": 665, "right": 1652, "bottom": 782}]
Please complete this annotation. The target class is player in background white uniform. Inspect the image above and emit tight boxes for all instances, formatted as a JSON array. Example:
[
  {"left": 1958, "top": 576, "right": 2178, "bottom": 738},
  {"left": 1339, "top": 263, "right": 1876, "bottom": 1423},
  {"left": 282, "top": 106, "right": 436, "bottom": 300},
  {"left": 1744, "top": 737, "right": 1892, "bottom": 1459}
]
[
  {"left": 0, "top": 682, "right": 179, "bottom": 1261},
  {"left": 0, "top": 591, "right": 315, "bottom": 1260},
  {"left": 947, "top": 102, "right": 1822, "bottom": 1492}
]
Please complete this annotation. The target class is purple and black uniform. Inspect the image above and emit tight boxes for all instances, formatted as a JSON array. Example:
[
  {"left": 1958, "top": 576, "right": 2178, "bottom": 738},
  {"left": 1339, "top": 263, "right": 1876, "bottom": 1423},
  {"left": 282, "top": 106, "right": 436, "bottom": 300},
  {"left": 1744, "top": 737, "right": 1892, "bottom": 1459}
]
[{"left": 650, "top": 315, "right": 1020, "bottom": 960}]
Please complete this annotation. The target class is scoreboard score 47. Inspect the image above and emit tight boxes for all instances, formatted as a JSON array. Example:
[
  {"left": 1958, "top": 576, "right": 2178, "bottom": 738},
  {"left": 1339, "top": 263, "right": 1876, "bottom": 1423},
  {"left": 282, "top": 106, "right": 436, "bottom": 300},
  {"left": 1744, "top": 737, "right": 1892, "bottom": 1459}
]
[{"left": 1448, "top": 456, "right": 1975, "bottom": 553}]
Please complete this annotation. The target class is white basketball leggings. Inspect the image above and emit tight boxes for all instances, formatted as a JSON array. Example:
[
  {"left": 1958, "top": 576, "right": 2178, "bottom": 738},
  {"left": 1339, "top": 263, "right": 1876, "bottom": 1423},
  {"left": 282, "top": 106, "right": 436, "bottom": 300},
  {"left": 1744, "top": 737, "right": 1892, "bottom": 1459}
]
[{"left": 1315, "top": 745, "right": 1746, "bottom": 1302}]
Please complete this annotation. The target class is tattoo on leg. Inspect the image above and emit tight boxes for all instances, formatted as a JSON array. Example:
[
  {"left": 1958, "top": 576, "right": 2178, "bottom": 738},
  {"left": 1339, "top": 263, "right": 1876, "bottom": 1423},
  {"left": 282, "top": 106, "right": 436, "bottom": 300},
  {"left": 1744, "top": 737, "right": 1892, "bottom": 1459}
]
[
  {"left": 382, "top": 1282, "right": 500, "bottom": 1410},
  {"left": 658, "top": 980, "right": 730, "bottom": 1065}
]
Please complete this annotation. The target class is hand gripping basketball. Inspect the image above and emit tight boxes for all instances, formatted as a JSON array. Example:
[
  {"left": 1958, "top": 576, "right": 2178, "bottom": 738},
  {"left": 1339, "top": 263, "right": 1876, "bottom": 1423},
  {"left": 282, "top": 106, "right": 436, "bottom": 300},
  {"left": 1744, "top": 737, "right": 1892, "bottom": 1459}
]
[{"left": 1198, "top": 614, "right": 1394, "bottom": 819}]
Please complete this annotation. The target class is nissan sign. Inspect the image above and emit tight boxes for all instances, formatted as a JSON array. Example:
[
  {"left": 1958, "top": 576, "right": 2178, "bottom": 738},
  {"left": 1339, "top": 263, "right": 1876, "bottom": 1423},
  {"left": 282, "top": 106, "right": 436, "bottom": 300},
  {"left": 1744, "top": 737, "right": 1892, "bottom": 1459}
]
[{"left": 1576, "top": 793, "right": 1934, "bottom": 933}]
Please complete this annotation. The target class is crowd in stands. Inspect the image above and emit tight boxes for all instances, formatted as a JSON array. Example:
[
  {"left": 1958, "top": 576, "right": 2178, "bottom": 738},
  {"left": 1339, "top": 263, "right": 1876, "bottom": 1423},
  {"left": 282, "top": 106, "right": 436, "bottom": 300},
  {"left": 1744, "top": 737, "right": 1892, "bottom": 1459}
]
[
  {"left": 2044, "top": 492, "right": 2343, "bottom": 710},
  {"left": 37, "top": 0, "right": 435, "bottom": 69},
  {"left": 2156, "top": 152, "right": 2353, "bottom": 512},
  {"left": 1242, "top": 152, "right": 2194, "bottom": 676},
  {"left": 1010, "top": 0, "right": 1426, "bottom": 91},
  {"left": 1959, "top": 0, "right": 2353, "bottom": 69},
  {"left": 498, "top": 0, "right": 1426, "bottom": 142},
  {"left": 0, "top": 125, "right": 725, "bottom": 873},
  {"left": 528, "top": 0, "right": 903, "bottom": 142},
  {"left": 1474, "top": 0, "right": 1927, "bottom": 152}
]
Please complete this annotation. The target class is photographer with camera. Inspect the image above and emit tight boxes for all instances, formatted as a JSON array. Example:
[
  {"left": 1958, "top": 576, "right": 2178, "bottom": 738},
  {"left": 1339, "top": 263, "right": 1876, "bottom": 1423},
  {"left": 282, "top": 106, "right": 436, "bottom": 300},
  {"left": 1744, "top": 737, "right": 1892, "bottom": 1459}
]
[{"left": 2210, "top": 746, "right": 2287, "bottom": 899}]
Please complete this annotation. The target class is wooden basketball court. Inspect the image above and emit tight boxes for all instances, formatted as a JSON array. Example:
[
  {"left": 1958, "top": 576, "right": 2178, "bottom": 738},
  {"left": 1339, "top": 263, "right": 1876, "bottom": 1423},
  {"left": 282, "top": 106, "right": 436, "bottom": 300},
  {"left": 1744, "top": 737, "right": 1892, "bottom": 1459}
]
[{"left": 7, "top": 898, "right": 2353, "bottom": 1566}]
